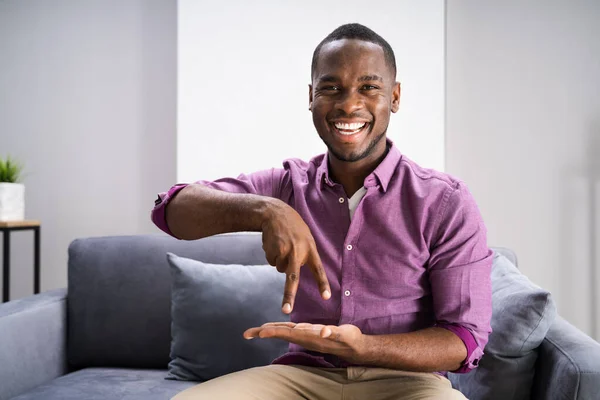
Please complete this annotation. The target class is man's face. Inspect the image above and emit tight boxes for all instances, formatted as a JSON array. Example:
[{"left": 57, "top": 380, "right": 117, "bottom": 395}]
[{"left": 310, "top": 39, "right": 400, "bottom": 163}]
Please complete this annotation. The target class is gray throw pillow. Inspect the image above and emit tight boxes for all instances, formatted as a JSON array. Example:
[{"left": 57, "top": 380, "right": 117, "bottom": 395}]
[
  {"left": 449, "top": 252, "right": 557, "bottom": 400},
  {"left": 166, "top": 253, "right": 289, "bottom": 381}
]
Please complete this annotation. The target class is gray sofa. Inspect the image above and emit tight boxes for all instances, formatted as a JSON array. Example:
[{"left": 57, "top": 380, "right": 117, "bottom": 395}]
[{"left": 1, "top": 234, "right": 600, "bottom": 400}]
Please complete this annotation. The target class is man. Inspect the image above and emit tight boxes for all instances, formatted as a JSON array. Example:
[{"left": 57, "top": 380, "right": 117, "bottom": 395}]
[{"left": 152, "top": 23, "right": 492, "bottom": 400}]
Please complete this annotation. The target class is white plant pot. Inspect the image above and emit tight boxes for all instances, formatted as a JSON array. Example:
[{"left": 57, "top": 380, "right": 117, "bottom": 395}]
[{"left": 0, "top": 183, "right": 25, "bottom": 221}]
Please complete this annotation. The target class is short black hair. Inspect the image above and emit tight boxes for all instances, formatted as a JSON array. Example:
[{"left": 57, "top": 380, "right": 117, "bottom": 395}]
[{"left": 311, "top": 23, "right": 397, "bottom": 79}]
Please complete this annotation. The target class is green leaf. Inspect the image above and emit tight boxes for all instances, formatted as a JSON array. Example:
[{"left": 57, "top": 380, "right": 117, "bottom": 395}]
[{"left": 0, "top": 156, "right": 24, "bottom": 183}]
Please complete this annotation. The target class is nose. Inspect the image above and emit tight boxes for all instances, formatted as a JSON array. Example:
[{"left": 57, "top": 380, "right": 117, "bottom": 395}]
[{"left": 335, "top": 89, "right": 364, "bottom": 116}]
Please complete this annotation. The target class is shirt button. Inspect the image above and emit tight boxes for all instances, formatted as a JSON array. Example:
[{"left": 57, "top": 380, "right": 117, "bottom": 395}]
[
  {"left": 339, "top": 197, "right": 345, "bottom": 203},
  {"left": 344, "top": 290, "right": 351, "bottom": 296},
  {"left": 346, "top": 244, "right": 353, "bottom": 251}
]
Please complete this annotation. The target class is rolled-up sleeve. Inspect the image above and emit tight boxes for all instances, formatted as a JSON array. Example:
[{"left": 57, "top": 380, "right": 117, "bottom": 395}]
[
  {"left": 150, "top": 168, "right": 286, "bottom": 237},
  {"left": 428, "top": 183, "right": 493, "bottom": 373}
]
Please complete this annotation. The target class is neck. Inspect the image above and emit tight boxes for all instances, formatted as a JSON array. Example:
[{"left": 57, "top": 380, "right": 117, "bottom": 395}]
[{"left": 328, "top": 139, "right": 389, "bottom": 198}]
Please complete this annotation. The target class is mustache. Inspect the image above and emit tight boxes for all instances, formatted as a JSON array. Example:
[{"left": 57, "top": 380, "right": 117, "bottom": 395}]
[{"left": 328, "top": 111, "right": 371, "bottom": 121}]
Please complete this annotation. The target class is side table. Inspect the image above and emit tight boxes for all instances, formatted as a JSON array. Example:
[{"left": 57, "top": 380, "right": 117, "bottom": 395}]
[{"left": 0, "top": 220, "right": 41, "bottom": 303}]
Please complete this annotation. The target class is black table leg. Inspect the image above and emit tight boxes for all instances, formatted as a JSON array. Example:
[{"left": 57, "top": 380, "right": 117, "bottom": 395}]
[
  {"left": 34, "top": 226, "right": 40, "bottom": 294},
  {"left": 2, "top": 231, "right": 10, "bottom": 302}
]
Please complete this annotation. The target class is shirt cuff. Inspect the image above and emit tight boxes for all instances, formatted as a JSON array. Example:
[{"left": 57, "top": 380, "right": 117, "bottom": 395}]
[
  {"left": 150, "top": 183, "right": 189, "bottom": 237},
  {"left": 436, "top": 322, "right": 483, "bottom": 373}
]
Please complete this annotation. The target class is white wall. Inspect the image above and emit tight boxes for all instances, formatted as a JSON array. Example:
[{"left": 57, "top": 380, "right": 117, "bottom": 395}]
[
  {"left": 0, "top": 0, "right": 176, "bottom": 299},
  {"left": 446, "top": 0, "right": 600, "bottom": 339},
  {"left": 178, "top": 0, "right": 445, "bottom": 183}
]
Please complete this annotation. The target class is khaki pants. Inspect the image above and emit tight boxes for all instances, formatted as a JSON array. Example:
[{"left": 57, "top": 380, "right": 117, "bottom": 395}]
[{"left": 172, "top": 365, "right": 467, "bottom": 400}]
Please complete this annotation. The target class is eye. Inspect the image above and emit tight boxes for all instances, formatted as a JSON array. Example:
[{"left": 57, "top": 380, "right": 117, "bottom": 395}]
[
  {"left": 361, "top": 85, "right": 379, "bottom": 90},
  {"left": 322, "top": 86, "right": 340, "bottom": 91}
]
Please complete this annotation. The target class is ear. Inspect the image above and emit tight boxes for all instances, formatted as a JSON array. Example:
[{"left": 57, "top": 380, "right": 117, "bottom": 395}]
[
  {"left": 308, "top": 84, "right": 313, "bottom": 111},
  {"left": 391, "top": 82, "right": 401, "bottom": 113}
]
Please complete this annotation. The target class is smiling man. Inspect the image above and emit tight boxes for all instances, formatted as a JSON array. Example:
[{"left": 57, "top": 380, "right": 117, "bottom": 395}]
[{"left": 152, "top": 23, "right": 492, "bottom": 400}]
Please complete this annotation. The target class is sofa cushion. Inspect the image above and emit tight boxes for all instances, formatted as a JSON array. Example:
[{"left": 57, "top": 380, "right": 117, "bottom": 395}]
[
  {"left": 167, "top": 253, "right": 289, "bottom": 381},
  {"left": 67, "top": 233, "right": 269, "bottom": 369},
  {"left": 9, "top": 368, "right": 196, "bottom": 400},
  {"left": 449, "top": 252, "right": 557, "bottom": 400}
]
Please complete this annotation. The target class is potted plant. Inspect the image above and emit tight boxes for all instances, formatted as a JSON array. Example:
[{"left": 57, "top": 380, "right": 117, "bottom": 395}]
[{"left": 0, "top": 156, "right": 25, "bottom": 221}]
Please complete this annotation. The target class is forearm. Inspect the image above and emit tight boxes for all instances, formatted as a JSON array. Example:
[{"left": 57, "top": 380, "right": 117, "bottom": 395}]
[
  {"left": 165, "top": 184, "right": 275, "bottom": 240},
  {"left": 356, "top": 327, "right": 467, "bottom": 372}
]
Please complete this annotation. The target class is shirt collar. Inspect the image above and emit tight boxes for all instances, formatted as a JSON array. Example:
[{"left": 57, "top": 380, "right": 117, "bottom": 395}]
[{"left": 317, "top": 138, "right": 402, "bottom": 193}]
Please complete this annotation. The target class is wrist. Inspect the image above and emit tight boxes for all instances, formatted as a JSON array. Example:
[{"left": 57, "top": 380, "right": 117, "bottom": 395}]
[
  {"left": 257, "top": 197, "right": 281, "bottom": 231},
  {"left": 353, "top": 333, "right": 374, "bottom": 365}
]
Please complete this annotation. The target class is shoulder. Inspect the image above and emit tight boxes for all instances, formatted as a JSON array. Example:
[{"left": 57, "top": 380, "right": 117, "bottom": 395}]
[
  {"left": 394, "top": 156, "right": 481, "bottom": 226},
  {"left": 281, "top": 154, "right": 325, "bottom": 182},
  {"left": 397, "top": 155, "right": 464, "bottom": 197},
  {"left": 283, "top": 154, "right": 324, "bottom": 170}
]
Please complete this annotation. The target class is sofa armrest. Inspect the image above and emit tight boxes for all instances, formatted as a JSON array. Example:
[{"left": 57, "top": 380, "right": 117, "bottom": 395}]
[
  {"left": 532, "top": 316, "right": 600, "bottom": 400},
  {"left": 0, "top": 289, "right": 68, "bottom": 400}
]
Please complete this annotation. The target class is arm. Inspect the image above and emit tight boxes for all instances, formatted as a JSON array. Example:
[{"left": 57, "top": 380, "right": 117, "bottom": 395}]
[
  {"left": 426, "top": 182, "right": 493, "bottom": 373},
  {"left": 245, "top": 323, "right": 466, "bottom": 372},
  {"left": 165, "top": 184, "right": 275, "bottom": 240},
  {"left": 151, "top": 169, "right": 282, "bottom": 240},
  {"left": 357, "top": 327, "right": 466, "bottom": 372},
  {"left": 151, "top": 170, "right": 331, "bottom": 311}
]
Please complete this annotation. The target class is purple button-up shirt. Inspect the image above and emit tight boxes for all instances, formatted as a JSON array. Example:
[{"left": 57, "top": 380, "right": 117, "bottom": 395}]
[{"left": 151, "top": 139, "right": 493, "bottom": 374}]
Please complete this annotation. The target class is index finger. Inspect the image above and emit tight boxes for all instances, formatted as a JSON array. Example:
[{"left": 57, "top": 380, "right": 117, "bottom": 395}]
[
  {"left": 306, "top": 245, "right": 331, "bottom": 300},
  {"left": 281, "top": 255, "right": 301, "bottom": 315}
]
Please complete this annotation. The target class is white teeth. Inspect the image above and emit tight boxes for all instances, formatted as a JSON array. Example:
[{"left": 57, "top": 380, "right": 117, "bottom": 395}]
[
  {"left": 339, "top": 128, "right": 361, "bottom": 135},
  {"left": 334, "top": 122, "right": 366, "bottom": 131}
]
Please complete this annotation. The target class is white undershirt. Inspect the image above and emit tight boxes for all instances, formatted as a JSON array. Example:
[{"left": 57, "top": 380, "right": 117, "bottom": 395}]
[{"left": 348, "top": 186, "right": 368, "bottom": 221}]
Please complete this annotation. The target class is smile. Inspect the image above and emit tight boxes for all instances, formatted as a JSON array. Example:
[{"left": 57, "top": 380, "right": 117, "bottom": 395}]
[
  {"left": 334, "top": 122, "right": 367, "bottom": 135},
  {"left": 330, "top": 121, "right": 370, "bottom": 142}
]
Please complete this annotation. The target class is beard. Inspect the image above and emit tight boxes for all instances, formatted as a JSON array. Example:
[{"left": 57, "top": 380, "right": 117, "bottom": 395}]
[{"left": 321, "top": 129, "right": 387, "bottom": 162}]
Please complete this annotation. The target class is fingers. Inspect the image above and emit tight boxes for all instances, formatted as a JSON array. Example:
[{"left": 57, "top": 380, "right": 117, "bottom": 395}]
[
  {"left": 244, "top": 322, "right": 343, "bottom": 348},
  {"left": 281, "top": 254, "right": 301, "bottom": 314},
  {"left": 243, "top": 327, "right": 262, "bottom": 339},
  {"left": 243, "top": 322, "right": 297, "bottom": 340},
  {"left": 262, "top": 322, "right": 297, "bottom": 328},
  {"left": 307, "top": 245, "right": 331, "bottom": 300},
  {"left": 274, "top": 255, "right": 288, "bottom": 274},
  {"left": 294, "top": 323, "right": 324, "bottom": 331},
  {"left": 265, "top": 238, "right": 330, "bottom": 308},
  {"left": 320, "top": 325, "right": 341, "bottom": 341},
  {"left": 257, "top": 325, "right": 294, "bottom": 340},
  {"left": 264, "top": 250, "right": 278, "bottom": 268},
  {"left": 247, "top": 323, "right": 324, "bottom": 340},
  {"left": 245, "top": 321, "right": 352, "bottom": 351}
]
